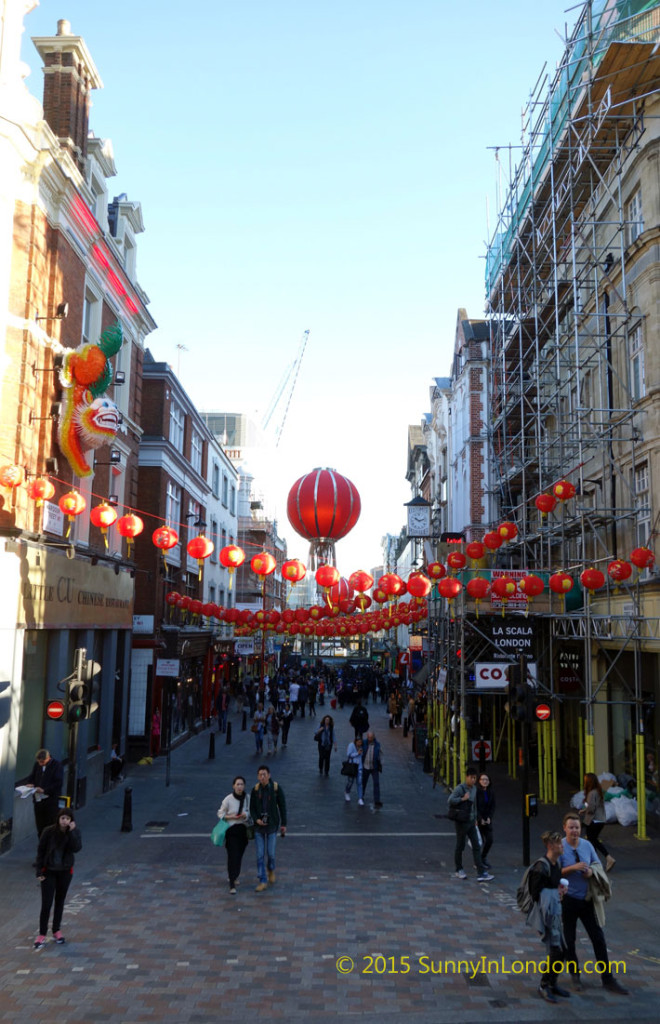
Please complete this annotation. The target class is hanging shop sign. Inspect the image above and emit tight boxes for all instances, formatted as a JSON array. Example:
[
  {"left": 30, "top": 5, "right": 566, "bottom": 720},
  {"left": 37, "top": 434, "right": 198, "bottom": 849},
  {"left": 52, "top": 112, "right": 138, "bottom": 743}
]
[
  {"left": 133, "top": 615, "right": 155, "bottom": 634},
  {"left": 234, "top": 640, "right": 255, "bottom": 656},
  {"left": 482, "top": 616, "right": 535, "bottom": 654},
  {"left": 155, "top": 659, "right": 180, "bottom": 677},
  {"left": 474, "top": 661, "right": 538, "bottom": 689}
]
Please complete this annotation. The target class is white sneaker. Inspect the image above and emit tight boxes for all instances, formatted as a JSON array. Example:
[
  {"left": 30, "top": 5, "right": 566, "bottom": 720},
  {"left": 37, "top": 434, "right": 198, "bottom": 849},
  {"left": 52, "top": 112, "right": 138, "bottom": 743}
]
[
  {"left": 455, "top": 869, "right": 468, "bottom": 880},
  {"left": 358, "top": 799, "right": 365, "bottom": 806},
  {"left": 345, "top": 792, "right": 351, "bottom": 801}
]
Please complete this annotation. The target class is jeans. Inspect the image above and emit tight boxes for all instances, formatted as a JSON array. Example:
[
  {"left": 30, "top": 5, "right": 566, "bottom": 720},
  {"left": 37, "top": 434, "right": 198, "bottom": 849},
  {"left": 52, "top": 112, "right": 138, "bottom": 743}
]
[
  {"left": 318, "top": 748, "right": 331, "bottom": 774},
  {"left": 39, "top": 871, "right": 72, "bottom": 934},
  {"left": 562, "top": 894, "right": 612, "bottom": 982},
  {"left": 454, "top": 820, "right": 485, "bottom": 873},
  {"left": 255, "top": 830, "right": 277, "bottom": 883},
  {"left": 345, "top": 768, "right": 363, "bottom": 800},
  {"left": 362, "top": 767, "right": 381, "bottom": 803}
]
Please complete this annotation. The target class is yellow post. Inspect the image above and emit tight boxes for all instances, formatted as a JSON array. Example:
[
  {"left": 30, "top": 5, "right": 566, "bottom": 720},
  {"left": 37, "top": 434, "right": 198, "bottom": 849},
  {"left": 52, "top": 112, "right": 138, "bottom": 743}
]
[
  {"left": 551, "top": 718, "right": 558, "bottom": 804},
  {"left": 578, "top": 717, "right": 584, "bottom": 786},
  {"left": 537, "top": 721, "right": 545, "bottom": 802},
  {"left": 635, "top": 731, "right": 649, "bottom": 840},
  {"left": 585, "top": 723, "right": 595, "bottom": 775},
  {"left": 460, "top": 717, "right": 468, "bottom": 780}
]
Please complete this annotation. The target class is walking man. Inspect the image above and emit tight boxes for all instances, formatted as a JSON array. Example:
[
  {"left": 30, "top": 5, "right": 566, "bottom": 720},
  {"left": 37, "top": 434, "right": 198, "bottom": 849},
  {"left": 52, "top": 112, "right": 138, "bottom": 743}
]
[
  {"left": 448, "top": 765, "right": 494, "bottom": 881},
  {"left": 250, "top": 766, "right": 287, "bottom": 892},
  {"left": 361, "top": 731, "right": 383, "bottom": 808},
  {"left": 529, "top": 830, "right": 570, "bottom": 1003},
  {"left": 26, "top": 749, "right": 63, "bottom": 839},
  {"left": 559, "top": 812, "right": 628, "bottom": 994}
]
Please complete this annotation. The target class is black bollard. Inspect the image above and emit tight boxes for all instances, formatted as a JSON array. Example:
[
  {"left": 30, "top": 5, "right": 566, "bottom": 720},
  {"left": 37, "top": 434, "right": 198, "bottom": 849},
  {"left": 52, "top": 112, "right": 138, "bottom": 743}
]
[
  {"left": 242, "top": 711, "right": 247, "bottom": 732},
  {"left": 226, "top": 721, "right": 232, "bottom": 745},
  {"left": 121, "top": 786, "right": 133, "bottom": 832},
  {"left": 403, "top": 717, "right": 409, "bottom": 738},
  {"left": 423, "top": 742, "right": 431, "bottom": 774},
  {"left": 208, "top": 731, "right": 216, "bottom": 759}
]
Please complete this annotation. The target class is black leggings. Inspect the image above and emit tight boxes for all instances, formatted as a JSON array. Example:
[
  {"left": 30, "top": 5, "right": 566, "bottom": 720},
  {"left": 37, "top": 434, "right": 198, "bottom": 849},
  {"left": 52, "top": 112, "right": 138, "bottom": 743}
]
[
  {"left": 318, "top": 748, "right": 331, "bottom": 774},
  {"left": 585, "top": 821, "right": 608, "bottom": 857},
  {"left": 225, "top": 824, "right": 248, "bottom": 885},
  {"left": 39, "top": 871, "right": 72, "bottom": 934}
]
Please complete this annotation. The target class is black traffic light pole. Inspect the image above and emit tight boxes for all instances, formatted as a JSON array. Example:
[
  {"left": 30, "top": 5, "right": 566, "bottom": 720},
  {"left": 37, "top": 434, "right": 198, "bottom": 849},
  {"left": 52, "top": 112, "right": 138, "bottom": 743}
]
[{"left": 520, "top": 653, "right": 530, "bottom": 866}]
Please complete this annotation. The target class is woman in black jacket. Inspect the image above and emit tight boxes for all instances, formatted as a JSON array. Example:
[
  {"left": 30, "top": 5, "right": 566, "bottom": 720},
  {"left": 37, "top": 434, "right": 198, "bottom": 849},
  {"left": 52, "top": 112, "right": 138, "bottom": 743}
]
[
  {"left": 34, "top": 808, "right": 82, "bottom": 949},
  {"left": 476, "top": 772, "right": 496, "bottom": 869}
]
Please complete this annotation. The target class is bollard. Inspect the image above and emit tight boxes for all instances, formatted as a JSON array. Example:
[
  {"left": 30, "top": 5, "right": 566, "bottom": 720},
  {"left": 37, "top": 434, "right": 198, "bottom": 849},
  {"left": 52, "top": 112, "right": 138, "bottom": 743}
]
[
  {"left": 423, "top": 742, "right": 431, "bottom": 774},
  {"left": 403, "top": 717, "right": 409, "bottom": 738},
  {"left": 226, "top": 721, "right": 232, "bottom": 745},
  {"left": 121, "top": 786, "right": 133, "bottom": 832},
  {"left": 209, "top": 731, "right": 216, "bottom": 759},
  {"left": 242, "top": 711, "right": 247, "bottom": 732}
]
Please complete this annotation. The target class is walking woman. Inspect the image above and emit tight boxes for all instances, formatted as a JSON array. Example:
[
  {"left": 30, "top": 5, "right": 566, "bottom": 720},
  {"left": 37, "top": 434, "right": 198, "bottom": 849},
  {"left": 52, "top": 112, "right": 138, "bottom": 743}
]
[
  {"left": 344, "top": 735, "right": 364, "bottom": 805},
  {"left": 314, "top": 714, "right": 337, "bottom": 776},
  {"left": 580, "top": 772, "right": 615, "bottom": 871},
  {"left": 217, "top": 776, "right": 251, "bottom": 894},
  {"left": 265, "top": 705, "right": 280, "bottom": 755},
  {"left": 252, "top": 703, "right": 266, "bottom": 754},
  {"left": 476, "top": 772, "right": 496, "bottom": 868},
  {"left": 34, "top": 808, "right": 82, "bottom": 949}
]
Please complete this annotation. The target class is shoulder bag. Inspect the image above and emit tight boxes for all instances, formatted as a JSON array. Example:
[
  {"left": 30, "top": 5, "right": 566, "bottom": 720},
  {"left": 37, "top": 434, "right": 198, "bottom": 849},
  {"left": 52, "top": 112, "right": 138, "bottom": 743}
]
[
  {"left": 341, "top": 760, "right": 358, "bottom": 778},
  {"left": 211, "top": 819, "right": 230, "bottom": 846}
]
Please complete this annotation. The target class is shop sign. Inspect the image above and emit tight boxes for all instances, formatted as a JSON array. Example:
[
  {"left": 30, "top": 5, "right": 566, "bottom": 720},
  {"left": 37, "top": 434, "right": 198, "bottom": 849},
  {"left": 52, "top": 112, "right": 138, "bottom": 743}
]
[
  {"left": 133, "top": 615, "right": 154, "bottom": 634},
  {"left": 235, "top": 640, "right": 255, "bottom": 656},
  {"left": 156, "top": 659, "right": 180, "bottom": 677},
  {"left": 474, "top": 661, "right": 537, "bottom": 689},
  {"left": 483, "top": 615, "right": 535, "bottom": 653},
  {"left": 42, "top": 501, "right": 64, "bottom": 536}
]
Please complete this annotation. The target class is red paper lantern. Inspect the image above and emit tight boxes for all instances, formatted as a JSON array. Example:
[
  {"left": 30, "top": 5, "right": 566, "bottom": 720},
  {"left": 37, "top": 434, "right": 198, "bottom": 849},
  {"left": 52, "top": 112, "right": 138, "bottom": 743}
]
[
  {"left": 287, "top": 468, "right": 361, "bottom": 566},
  {"left": 27, "top": 477, "right": 55, "bottom": 506},
  {"left": 607, "top": 559, "right": 632, "bottom": 584},
  {"left": 165, "top": 591, "right": 180, "bottom": 606},
  {"left": 466, "top": 542, "right": 485, "bottom": 563},
  {"left": 553, "top": 480, "right": 576, "bottom": 501},
  {"left": 309, "top": 605, "right": 326, "bottom": 621},
  {"left": 219, "top": 544, "right": 245, "bottom": 591},
  {"left": 152, "top": 526, "right": 178, "bottom": 567},
  {"left": 372, "top": 587, "right": 388, "bottom": 606},
  {"left": 426, "top": 562, "right": 446, "bottom": 580},
  {"left": 518, "top": 574, "right": 544, "bottom": 598},
  {"left": 535, "top": 493, "right": 557, "bottom": 517},
  {"left": 497, "top": 521, "right": 518, "bottom": 543},
  {"left": 187, "top": 534, "right": 214, "bottom": 581},
  {"left": 117, "top": 512, "right": 144, "bottom": 557},
  {"left": 580, "top": 568, "right": 605, "bottom": 594},
  {"left": 90, "top": 502, "right": 118, "bottom": 549},
  {"left": 549, "top": 571, "right": 574, "bottom": 596},
  {"left": 491, "top": 576, "right": 517, "bottom": 615},
  {"left": 190, "top": 599, "right": 203, "bottom": 617},
  {"left": 466, "top": 576, "right": 490, "bottom": 617},
  {"left": 348, "top": 570, "right": 374, "bottom": 594},
  {"left": 378, "top": 573, "right": 406, "bottom": 599},
  {"left": 438, "top": 577, "right": 462, "bottom": 606},
  {"left": 281, "top": 558, "right": 306, "bottom": 585},
  {"left": 406, "top": 573, "right": 432, "bottom": 600},
  {"left": 316, "top": 564, "right": 340, "bottom": 591},
  {"left": 0, "top": 464, "right": 25, "bottom": 489},
  {"left": 447, "top": 552, "right": 467, "bottom": 572},
  {"left": 483, "top": 531, "right": 502, "bottom": 551},
  {"left": 59, "top": 490, "right": 86, "bottom": 537},
  {"left": 355, "top": 593, "right": 372, "bottom": 612},
  {"left": 295, "top": 607, "right": 310, "bottom": 623},
  {"left": 329, "top": 577, "right": 353, "bottom": 605},
  {"left": 630, "top": 547, "right": 655, "bottom": 570},
  {"left": 251, "top": 551, "right": 277, "bottom": 577}
]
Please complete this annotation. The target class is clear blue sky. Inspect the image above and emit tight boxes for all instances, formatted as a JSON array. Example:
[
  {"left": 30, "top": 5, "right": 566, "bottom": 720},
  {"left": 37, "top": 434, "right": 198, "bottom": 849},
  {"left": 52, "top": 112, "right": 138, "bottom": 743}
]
[{"left": 22, "top": 0, "right": 571, "bottom": 575}]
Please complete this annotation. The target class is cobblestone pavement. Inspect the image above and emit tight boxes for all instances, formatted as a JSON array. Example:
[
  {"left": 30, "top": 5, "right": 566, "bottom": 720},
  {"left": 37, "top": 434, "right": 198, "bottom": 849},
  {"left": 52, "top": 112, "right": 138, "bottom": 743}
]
[{"left": 1, "top": 700, "right": 658, "bottom": 1023}]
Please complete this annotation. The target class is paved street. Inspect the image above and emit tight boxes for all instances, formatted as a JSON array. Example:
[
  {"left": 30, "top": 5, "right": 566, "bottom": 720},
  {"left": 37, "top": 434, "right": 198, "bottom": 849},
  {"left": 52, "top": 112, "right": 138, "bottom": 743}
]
[{"left": 1, "top": 701, "right": 659, "bottom": 1023}]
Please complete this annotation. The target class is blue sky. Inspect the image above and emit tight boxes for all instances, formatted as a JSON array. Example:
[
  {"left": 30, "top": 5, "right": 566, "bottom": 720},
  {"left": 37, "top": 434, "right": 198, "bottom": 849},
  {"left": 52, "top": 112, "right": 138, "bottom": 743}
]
[{"left": 22, "top": 0, "right": 571, "bottom": 575}]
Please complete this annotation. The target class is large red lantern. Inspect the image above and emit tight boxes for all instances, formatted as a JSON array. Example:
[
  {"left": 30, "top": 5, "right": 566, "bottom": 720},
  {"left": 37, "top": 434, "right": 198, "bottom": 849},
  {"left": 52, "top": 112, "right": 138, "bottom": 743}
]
[
  {"left": 27, "top": 477, "right": 55, "bottom": 507},
  {"left": 281, "top": 558, "right": 306, "bottom": 586},
  {"left": 378, "top": 573, "right": 406, "bottom": 600},
  {"left": 549, "top": 571, "right": 574, "bottom": 601},
  {"left": 580, "top": 568, "right": 605, "bottom": 595},
  {"left": 187, "top": 535, "right": 214, "bottom": 581},
  {"left": 466, "top": 542, "right": 485, "bottom": 564},
  {"left": 466, "top": 576, "right": 490, "bottom": 617},
  {"left": 483, "top": 531, "right": 502, "bottom": 551},
  {"left": 59, "top": 490, "right": 86, "bottom": 537},
  {"left": 406, "top": 573, "right": 431, "bottom": 602},
  {"left": 630, "top": 547, "right": 655, "bottom": 570},
  {"left": 348, "top": 570, "right": 373, "bottom": 594},
  {"left": 497, "top": 521, "right": 518, "bottom": 543},
  {"left": 152, "top": 526, "right": 178, "bottom": 568},
  {"left": 607, "top": 559, "right": 632, "bottom": 586},
  {"left": 553, "top": 480, "right": 576, "bottom": 502},
  {"left": 535, "top": 493, "right": 557, "bottom": 517},
  {"left": 90, "top": 502, "right": 118, "bottom": 549},
  {"left": 316, "top": 563, "right": 340, "bottom": 604},
  {"left": 438, "top": 576, "right": 462, "bottom": 609},
  {"left": 446, "top": 551, "right": 466, "bottom": 572},
  {"left": 329, "top": 577, "right": 353, "bottom": 606},
  {"left": 117, "top": 512, "right": 144, "bottom": 557},
  {"left": 287, "top": 468, "right": 361, "bottom": 567},
  {"left": 0, "top": 464, "right": 25, "bottom": 489}
]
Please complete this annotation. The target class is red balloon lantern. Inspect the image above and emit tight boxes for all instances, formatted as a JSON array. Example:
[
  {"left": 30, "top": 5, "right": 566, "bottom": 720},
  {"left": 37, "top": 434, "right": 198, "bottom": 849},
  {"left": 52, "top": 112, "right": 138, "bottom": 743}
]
[
  {"left": 117, "top": 512, "right": 144, "bottom": 557},
  {"left": 630, "top": 547, "right": 655, "bottom": 570},
  {"left": 378, "top": 573, "right": 406, "bottom": 600},
  {"left": 349, "top": 570, "right": 373, "bottom": 594},
  {"left": 427, "top": 561, "right": 446, "bottom": 580},
  {"left": 187, "top": 535, "right": 214, "bottom": 581},
  {"left": 372, "top": 587, "right": 388, "bottom": 607},
  {"left": 90, "top": 502, "right": 118, "bottom": 549},
  {"left": 287, "top": 468, "right": 361, "bottom": 566},
  {"left": 27, "top": 477, "right": 56, "bottom": 507},
  {"left": 152, "top": 525, "right": 178, "bottom": 567},
  {"left": 466, "top": 576, "right": 490, "bottom": 617},
  {"left": 59, "top": 490, "right": 86, "bottom": 538},
  {"left": 220, "top": 544, "right": 245, "bottom": 591},
  {"left": 447, "top": 551, "right": 467, "bottom": 572},
  {"left": 406, "top": 573, "right": 432, "bottom": 602},
  {"left": 0, "top": 464, "right": 25, "bottom": 489},
  {"left": 518, "top": 573, "right": 544, "bottom": 598},
  {"left": 329, "top": 577, "right": 353, "bottom": 606},
  {"left": 497, "top": 521, "right": 518, "bottom": 543},
  {"left": 251, "top": 552, "right": 277, "bottom": 591},
  {"left": 580, "top": 567, "right": 605, "bottom": 595},
  {"left": 549, "top": 571, "right": 574, "bottom": 602},
  {"left": 607, "top": 559, "right": 632, "bottom": 586},
  {"left": 491, "top": 575, "right": 517, "bottom": 615},
  {"left": 438, "top": 577, "right": 462, "bottom": 608},
  {"left": 535, "top": 493, "right": 557, "bottom": 517},
  {"left": 483, "top": 531, "right": 502, "bottom": 551},
  {"left": 281, "top": 558, "right": 306, "bottom": 585},
  {"left": 553, "top": 480, "right": 576, "bottom": 502},
  {"left": 466, "top": 542, "right": 485, "bottom": 563},
  {"left": 316, "top": 563, "right": 340, "bottom": 605},
  {"left": 355, "top": 593, "right": 372, "bottom": 612}
]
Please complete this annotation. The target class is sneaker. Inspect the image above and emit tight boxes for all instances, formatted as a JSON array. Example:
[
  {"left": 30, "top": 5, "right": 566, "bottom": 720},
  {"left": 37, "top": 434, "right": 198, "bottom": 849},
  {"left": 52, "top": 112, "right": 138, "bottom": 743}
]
[
  {"left": 255, "top": 882, "right": 268, "bottom": 892},
  {"left": 33, "top": 936, "right": 47, "bottom": 951},
  {"left": 267, "top": 870, "right": 276, "bottom": 884},
  {"left": 538, "top": 984, "right": 557, "bottom": 1004},
  {"left": 603, "top": 979, "right": 628, "bottom": 995},
  {"left": 455, "top": 869, "right": 468, "bottom": 880},
  {"left": 605, "top": 854, "right": 616, "bottom": 872},
  {"left": 477, "top": 871, "right": 494, "bottom": 881},
  {"left": 53, "top": 932, "right": 65, "bottom": 944},
  {"left": 229, "top": 886, "right": 237, "bottom": 895},
  {"left": 358, "top": 799, "right": 365, "bottom": 806},
  {"left": 345, "top": 792, "right": 351, "bottom": 802},
  {"left": 375, "top": 801, "right": 383, "bottom": 808}
]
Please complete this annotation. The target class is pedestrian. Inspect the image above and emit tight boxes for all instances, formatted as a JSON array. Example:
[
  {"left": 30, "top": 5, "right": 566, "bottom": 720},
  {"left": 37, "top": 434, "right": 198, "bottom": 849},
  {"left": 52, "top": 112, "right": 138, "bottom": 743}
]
[
  {"left": 559, "top": 811, "right": 628, "bottom": 994},
  {"left": 314, "top": 715, "right": 337, "bottom": 776},
  {"left": 476, "top": 771, "right": 496, "bottom": 868},
  {"left": 279, "top": 701, "right": 293, "bottom": 747},
  {"left": 250, "top": 765, "right": 287, "bottom": 892},
  {"left": 34, "top": 808, "right": 82, "bottom": 949},
  {"left": 529, "top": 830, "right": 570, "bottom": 1003},
  {"left": 298, "top": 681, "right": 308, "bottom": 718},
  {"left": 109, "top": 743, "right": 125, "bottom": 784},
  {"left": 216, "top": 686, "right": 230, "bottom": 734},
  {"left": 388, "top": 691, "right": 397, "bottom": 727},
  {"left": 151, "top": 708, "right": 161, "bottom": 757},
  {"left": 265, "top": 704, "right": 280, "bottom": 755},
  {"left": 362, "top": 730, "right": 383, "bottom": 808},
  {"left": 318, "top": 678, "right": 325, "bottom": 706},
  {"left": 307, "top": 682, "right": 317, "bottom": 717},
  {"left": 448, "top": 765, "right": 494, "bottom": 881},
  {"left": 252, "top": 703, "right": 266, "bottom": 754},
  {"left": 217, "top": 776, "right": 251, "bottom": 894},
  {"left": 349, "top": 699, "right": 369, "bottom": 740},
  {"left": 26, "top": 749, "right": 63, "bottom": 839},
  {"left": 344, "top": 735, "right": 364, "bottom": 805},
  {"left": 579, "top": 773, "right": 615, "bottom": 872}
]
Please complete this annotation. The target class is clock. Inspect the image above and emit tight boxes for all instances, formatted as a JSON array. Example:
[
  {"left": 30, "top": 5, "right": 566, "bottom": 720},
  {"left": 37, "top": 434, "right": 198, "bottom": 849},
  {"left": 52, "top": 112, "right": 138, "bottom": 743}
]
[{"left": 407, "top": 505, "right": 430, "bottom": 537}]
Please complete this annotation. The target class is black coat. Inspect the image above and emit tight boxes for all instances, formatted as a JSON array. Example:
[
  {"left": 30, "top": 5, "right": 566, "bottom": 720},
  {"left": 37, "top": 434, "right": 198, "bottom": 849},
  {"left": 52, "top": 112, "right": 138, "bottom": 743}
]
[
  {"left": 27, "top": 757, "right": 63, "bottom": 800},
  {"left": 476, "top": 786, "right": 496, "bottom": 824},
  {"left": 36, "top": 823, "right": 82, "bottom": 876}
]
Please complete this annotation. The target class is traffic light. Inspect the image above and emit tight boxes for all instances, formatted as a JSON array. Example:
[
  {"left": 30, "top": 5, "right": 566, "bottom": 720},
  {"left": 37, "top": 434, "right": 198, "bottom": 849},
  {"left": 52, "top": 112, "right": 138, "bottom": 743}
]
[{"left": 66, "top": 648, "right": 100, "bottom": 723}]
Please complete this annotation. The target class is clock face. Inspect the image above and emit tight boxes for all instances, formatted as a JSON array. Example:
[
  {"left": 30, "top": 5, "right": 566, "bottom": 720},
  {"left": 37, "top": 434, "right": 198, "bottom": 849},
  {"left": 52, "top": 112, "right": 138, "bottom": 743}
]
[{"left": 408, "top": 507, "right": 430, "bottom": 537}]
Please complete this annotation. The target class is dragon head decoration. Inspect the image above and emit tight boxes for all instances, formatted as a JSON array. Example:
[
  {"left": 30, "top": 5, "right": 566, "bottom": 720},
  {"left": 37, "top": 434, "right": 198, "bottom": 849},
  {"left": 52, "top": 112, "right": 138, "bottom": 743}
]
[{"left": 57, "top": 322, "right": 123, "bottom": 477}]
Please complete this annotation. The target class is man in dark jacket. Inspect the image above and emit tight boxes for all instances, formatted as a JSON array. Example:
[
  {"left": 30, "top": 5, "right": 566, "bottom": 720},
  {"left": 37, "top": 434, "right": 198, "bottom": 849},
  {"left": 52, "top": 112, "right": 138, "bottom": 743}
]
[
  {"left": 349, "top": 700, "right": 369, "bottom": 739},
  {"left": 27, "top": 749, "right": 63, "bottom": 838},
  {"left": 250, "top": 766, "right": 287, "bottom": 892},
  {"left": 361, "top": 731, "right": 383, "bottom": 807},
  {"left": 448, "top": 766, "right": 494, "bottom": 882},
  {"left": 529, "top": 830, "right": 570, "bottom": 1003}
]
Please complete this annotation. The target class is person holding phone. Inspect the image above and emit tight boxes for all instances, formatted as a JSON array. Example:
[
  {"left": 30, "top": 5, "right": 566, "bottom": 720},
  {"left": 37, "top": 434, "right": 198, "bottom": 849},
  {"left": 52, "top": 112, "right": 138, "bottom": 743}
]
[{"left": 34, "top": 808, "right": 82, "bottom": 950}]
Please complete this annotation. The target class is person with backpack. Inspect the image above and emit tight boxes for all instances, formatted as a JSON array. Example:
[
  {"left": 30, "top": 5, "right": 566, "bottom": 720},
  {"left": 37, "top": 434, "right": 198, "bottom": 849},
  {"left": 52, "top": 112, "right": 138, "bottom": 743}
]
[
  {"left": 525, "top": 830, "right": 571, "bottom": 1003},
  {"left": 448, "top": 766, "right": 494, "bottom": 881},
  {"left": 249, "top": 766, "right": 287, "bottom": 892}
]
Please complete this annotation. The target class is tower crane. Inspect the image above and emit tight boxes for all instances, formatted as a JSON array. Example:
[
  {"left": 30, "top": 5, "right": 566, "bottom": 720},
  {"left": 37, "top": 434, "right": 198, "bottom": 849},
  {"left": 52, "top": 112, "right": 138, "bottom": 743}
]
[{"left": 260, "top": 329, "right": 310, "bottom": 448}]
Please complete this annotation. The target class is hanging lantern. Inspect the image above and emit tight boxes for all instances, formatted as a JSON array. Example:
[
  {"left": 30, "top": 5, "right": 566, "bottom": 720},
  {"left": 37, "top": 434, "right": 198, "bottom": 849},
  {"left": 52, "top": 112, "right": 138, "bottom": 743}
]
[
  {"left": 466, "top": 541, "right": 485, "bottom": 564},
  {"left": 27, "top": 477, "right": 55, "bottom": 507},
  {"left": 287, "top": 468, "right": 361, "bottom": 567},
  {"left": 90, "top": 501, "right": 118, "bottom": 549},
  {"left": 497, "top": 521, "right": 518, "bottom": 543},
  {"left": 438, "top": 576, "right": 462, "bottom": 611},
  {"left": 483, "top": 530, "right": 503, "bottom": 551},
  {"left": 630, "top": 547, "right": 655, "bottom": 570},
  {"left": 580, "top": 567, "right": 605, "bottom": 596},
  {"left": 281, "top": 558, "right": 307, "bottom": 586},
  {"left": 316, "top": 563, "right": 340, "bottom": 605},
  {"left": 535, "top": 493, "right": 557, "bottom": 518},
  {"left": 549, "top": 571, "right": 574, "bottom": 606},
  {"left": 309, "top": 604, "right": 326, "bottom": 621},
  {"left": 116, "top": 512, "right": 144, "bottom": 557},
  {"left": 251, "top": 551, "right": 277, "bottom": 593},
  {"left": 348, "top": 570, "right": 374, "bottom": 594},
  {"left": 407, "top": 573, "right": 432, "bottom": 603},
  {"left": 466, "top": 576, "right": 490, "bottom": 618},
  {"left": 553, "top": 480, "right": 576, "bottom": 502},
  {"left": 0, "top": 464, "right": 25, "bottom": 489},
  {"left": 491, "top": 575, "right": 518, "bottom": 616},
  {"left": 165, "top": 590, "right": 179, "bottom": 620},
  {"left": 446, "top": 551, "right": 467, "bottom": 572},
  {"left": 378, "top": 573, "right": 406, "bottom": 601},
  {"left": 518, "top": 573, "right": 545, "bottom": 616},
  {"left": 152, "top": 525, "right": 178, "bottom": 568},
  {"left": 219, "top": 544, "right": 245, "bottom": 591},
  {"left": 372, "top": 587, "right": 388, "bottom": 607},
  {"left": 58, "top": 490, "right": 86, "bottom": 538},
  {"left": 355, "top": 593, "right": 372, "bottom": 612},
  {"left": 607, "top": 559, "right": 632, "bottom": 588},
  {"left": 187, "top": 534, "right": 214, "bottom": 581},
  {"left": 427, "top": 561, "right": 446, "bottom": 581},
  {"left": 329, "top": 577, "right": 353, "bottom": 606}
]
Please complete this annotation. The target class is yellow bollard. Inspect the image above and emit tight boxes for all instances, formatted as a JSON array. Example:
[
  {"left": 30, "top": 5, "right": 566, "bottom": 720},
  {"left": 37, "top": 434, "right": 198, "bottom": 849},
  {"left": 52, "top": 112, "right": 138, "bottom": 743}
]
[
  {"left": 635, "top": 731, "right": 649, "bottom": 841},
  {"left": 538, "top": 721, "right": 545, "bottom": 803},
  {"left": 551, "top": 718, "right": 558, "bottom": 804},
  {"left": 578, "top": 718, "right": 584, "bottom": 786}
]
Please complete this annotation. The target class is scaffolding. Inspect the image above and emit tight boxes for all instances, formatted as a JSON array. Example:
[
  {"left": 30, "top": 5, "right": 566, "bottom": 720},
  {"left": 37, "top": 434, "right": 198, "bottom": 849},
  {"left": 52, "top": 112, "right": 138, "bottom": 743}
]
[{"left": 431, "top": 0, "right": 660, "bottom": 834}]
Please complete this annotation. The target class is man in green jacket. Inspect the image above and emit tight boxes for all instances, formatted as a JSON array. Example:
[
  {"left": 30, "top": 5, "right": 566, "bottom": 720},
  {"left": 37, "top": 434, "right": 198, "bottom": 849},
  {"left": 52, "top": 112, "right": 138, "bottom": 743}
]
[
  {"left": 448, "top": 765, "right": 494, "bottom": 882},
  {"left": 250, "top": 765, "right": 287, "bottom": 892}
]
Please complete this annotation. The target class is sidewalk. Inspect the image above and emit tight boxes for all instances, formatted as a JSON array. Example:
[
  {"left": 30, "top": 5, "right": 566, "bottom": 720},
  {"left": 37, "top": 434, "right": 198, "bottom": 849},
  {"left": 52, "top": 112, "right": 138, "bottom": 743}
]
[{"left": 1, "top": 698, "right": 658, "bottom": 1023}]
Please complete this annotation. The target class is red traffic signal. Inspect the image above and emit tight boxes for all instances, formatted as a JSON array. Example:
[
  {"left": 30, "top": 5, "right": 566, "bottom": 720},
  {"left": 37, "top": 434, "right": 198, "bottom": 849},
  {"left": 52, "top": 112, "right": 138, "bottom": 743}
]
[{"left": 46, "top": 699, "right": 66, "bottom": 721}]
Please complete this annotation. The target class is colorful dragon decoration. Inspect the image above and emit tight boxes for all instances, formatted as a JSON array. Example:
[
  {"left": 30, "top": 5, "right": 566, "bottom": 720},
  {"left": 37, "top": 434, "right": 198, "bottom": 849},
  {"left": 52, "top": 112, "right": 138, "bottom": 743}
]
[{"left": 57, "top": 322, "right": 123, "bottom": 477}]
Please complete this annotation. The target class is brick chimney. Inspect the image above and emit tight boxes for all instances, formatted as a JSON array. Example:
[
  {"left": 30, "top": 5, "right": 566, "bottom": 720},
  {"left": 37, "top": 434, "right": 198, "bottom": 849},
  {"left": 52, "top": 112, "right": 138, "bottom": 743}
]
[{"left": 32, "top": 19, "right": 103, "bottom": 174}]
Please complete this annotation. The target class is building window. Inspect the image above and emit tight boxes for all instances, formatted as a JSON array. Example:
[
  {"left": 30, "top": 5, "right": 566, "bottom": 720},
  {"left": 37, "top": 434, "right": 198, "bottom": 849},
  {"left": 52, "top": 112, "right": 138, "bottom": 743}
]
[
  {"left": 209, "top": 585, "right": 216, "bottom": 605},
  {"left": 82, "top": 288, "right": 100, "bottom": 345},
  {"left": 170, "top": 399, "right": 185, "bottom": 451},
  {"left": 219, "top": 588, "right": 226, "bottom": 608},
  {"left": 166, "top": 481, "right": 182, "bottom": 535},
  {"left": 212, "top": 462, "right": 220, "bottom": 497},
  {"left": 629, "top": 322, "right": 645, "bottom": 401},
  {"left": 190, "top": 429, "right": 203, "bottom": 474},
  {"left": 634, "top": 463, "right": 650, "bottom": 548},
  {"left": 222, "top": 474, "right": 229, "bottom": 507},
  {"left": 626, "top": 188, "right": 643, "bottom": 246},
  {"left": 210, "top": 518, "right": 218, "bottom": 562},
  {"left": 221, "top": 528, "right": 227, "bottom": 549},
  {"left": 229, "top": 484, "right": 236, "bottom": 514}
]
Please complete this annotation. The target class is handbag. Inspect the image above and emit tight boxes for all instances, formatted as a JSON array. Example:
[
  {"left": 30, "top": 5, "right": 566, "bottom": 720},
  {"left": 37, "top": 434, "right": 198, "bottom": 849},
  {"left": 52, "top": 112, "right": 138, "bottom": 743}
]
[
  {"left": 341, "top": 760, "right": 358, "bottom": 778},
  {"left": 448, "top": 802, "right": 472, "bottom": 823},
  {"left": 250, "top": 723, "right": 259, "bottom": 733},
  {"left": 211, "top": 819, "right": 230, "bottom": 846}
]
